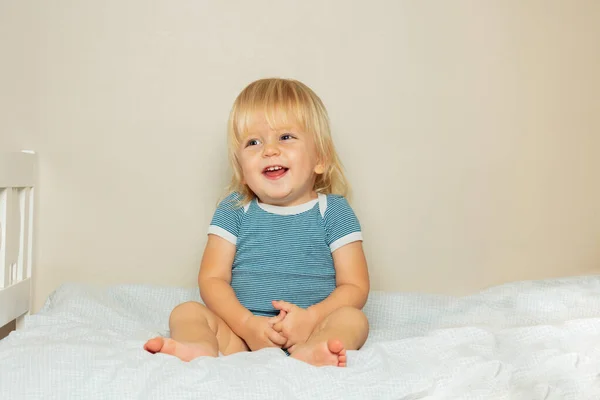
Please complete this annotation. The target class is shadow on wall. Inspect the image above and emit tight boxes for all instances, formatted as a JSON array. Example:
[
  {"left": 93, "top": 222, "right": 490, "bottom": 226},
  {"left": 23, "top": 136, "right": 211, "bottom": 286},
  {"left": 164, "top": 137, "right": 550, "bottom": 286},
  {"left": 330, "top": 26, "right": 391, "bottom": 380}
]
[{"left": 0, "top": 320, "right": 16, "bottom": 339}]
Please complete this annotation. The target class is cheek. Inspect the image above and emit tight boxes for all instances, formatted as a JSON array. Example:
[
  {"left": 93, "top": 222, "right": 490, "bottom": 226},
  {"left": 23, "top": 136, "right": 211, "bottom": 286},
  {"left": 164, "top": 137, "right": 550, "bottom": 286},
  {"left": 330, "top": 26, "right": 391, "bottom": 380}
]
[{"left": 238, "top": 153, "right": 255, "bottom": 170}]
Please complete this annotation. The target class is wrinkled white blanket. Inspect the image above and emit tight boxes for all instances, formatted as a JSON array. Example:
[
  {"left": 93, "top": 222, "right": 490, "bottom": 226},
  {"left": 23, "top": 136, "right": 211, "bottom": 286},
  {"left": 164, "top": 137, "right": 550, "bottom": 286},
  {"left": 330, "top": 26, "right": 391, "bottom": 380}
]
[{"left": 1, "top": 275, "right": 600, "bottom": 399}]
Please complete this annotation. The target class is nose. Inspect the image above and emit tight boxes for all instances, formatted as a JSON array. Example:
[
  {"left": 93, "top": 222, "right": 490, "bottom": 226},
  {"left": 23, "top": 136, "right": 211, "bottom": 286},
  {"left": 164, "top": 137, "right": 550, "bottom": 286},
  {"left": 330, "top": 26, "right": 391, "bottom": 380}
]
[{"left": 262, "top": 142, "right": 280, "bottom": 157}]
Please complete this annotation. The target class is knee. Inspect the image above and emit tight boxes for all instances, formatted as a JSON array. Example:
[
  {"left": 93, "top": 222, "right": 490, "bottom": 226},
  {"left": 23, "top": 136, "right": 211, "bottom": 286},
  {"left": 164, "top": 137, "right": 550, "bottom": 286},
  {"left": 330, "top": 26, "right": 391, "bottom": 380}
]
[
  {"left": 169, "top": 301, "right": 208, "bottom": 324},
  {"left": 322, "top": 306, "right": 369, "bottom": 331},
  {"left": 341, "top": 306, "right": 369, "bottom": 329}
]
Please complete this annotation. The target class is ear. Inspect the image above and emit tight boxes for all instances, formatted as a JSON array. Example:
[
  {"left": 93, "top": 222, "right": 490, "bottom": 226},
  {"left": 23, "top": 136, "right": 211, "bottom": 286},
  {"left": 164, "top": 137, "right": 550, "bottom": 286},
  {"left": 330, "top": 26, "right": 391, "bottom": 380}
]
[
  {"left": 314, "top": 151, "right": 328, "bottom": 175},
  {"left": 314, "top": 163, "right": 325, "bottom": 175}
]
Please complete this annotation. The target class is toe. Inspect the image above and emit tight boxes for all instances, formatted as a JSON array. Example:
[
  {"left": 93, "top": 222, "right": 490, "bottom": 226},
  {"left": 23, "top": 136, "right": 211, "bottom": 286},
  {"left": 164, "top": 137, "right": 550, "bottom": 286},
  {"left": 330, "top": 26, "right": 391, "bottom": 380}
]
[
  {"left": 327, "top": 339, "right": 345, "bottom": 355},
  {"left": 144, "top": 337, "right": 164, "bottom": 353}
]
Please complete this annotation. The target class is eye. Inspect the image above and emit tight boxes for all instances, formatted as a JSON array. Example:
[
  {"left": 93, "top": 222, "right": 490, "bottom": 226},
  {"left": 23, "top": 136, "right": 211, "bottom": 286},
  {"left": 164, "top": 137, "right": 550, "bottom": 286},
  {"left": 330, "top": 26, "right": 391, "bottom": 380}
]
[
  {"left": 245, "top": 139, "right": 261, "bottom": 147},
  {"left": 280, "top": 134, "right": 295, "bottom": 141}
]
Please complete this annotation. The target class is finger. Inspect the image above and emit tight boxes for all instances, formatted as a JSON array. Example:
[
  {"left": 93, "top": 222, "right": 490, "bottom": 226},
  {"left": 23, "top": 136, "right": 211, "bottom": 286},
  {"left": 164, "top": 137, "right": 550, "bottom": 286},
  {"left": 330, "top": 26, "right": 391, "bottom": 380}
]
[
  {"left": 267, "top": 329, "right": 288, "bottom": 346},
  {"left": 269, "top": 310, "right": 286, "bottom": 325},
  {"left": 265, "top": 340, "right": 280, "bottom": 348},
  {"left": 272, "top": 300, "right": 294, "bottom": 312},
  {"left": 288, "top": 344, "right": 297, "bottom": 354},
  {"left": 272, "top": 321, "right": 283, "bottom": 332}
]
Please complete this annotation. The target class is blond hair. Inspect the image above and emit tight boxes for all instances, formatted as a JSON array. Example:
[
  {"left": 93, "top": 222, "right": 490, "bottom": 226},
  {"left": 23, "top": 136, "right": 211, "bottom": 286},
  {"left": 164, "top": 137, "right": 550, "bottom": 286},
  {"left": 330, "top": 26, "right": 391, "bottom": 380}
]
[{"left": 224, "top": 78, "right": 351, "bottom": 205}]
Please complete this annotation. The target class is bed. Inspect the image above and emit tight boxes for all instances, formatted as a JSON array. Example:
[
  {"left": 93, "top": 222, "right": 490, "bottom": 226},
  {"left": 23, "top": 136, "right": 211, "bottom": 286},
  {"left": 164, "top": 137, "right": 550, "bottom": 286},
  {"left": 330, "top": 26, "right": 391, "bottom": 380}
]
[
  {"left": 1, "top": 152, "right": 600, "bottom": 399},
  {"left": 0, "top": 151, "right": 34, "bottom": 332}
]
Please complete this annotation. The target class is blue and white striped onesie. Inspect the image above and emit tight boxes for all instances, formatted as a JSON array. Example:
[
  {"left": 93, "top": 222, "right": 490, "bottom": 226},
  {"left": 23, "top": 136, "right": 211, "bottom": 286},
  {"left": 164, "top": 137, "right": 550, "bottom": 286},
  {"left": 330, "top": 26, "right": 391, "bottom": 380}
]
[{"left": 207, "top": 192, "right": 363, "bottom": 317}]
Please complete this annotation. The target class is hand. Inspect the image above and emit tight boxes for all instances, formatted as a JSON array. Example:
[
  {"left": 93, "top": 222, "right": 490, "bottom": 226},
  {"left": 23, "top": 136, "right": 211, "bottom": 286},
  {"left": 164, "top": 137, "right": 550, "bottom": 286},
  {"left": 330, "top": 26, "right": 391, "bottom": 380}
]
[
  {"left": 271, "top": 300, "right": 319, "bottom": 350},
  {"left": 241, "top": 311, "right": 288, "bottom": 351}
]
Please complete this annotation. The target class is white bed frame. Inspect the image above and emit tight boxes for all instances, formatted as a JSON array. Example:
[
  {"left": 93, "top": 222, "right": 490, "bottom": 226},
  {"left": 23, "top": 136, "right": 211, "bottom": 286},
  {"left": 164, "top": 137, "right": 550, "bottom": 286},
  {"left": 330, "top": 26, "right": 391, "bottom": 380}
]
[{"left": 0, "top": 152, "right": 35, "bottom": 329}]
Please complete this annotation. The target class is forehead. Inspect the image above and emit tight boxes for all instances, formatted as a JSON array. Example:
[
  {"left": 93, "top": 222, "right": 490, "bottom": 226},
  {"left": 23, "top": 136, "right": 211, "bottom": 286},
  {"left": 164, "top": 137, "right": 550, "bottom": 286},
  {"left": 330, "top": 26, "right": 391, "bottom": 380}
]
[{"left": 242, "top": 111, "right": 305, "bottom": 136}]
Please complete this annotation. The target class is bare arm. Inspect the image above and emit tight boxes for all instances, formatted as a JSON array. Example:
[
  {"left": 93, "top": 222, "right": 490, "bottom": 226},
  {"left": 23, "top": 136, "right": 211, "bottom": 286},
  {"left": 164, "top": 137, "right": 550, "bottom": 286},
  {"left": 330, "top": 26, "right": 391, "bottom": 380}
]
[
  {"left": 198, "top": 234, "right": 253, "bottom": 337},
  {"left": 307, "top": 241, "right": 370, "bottom": 324}
]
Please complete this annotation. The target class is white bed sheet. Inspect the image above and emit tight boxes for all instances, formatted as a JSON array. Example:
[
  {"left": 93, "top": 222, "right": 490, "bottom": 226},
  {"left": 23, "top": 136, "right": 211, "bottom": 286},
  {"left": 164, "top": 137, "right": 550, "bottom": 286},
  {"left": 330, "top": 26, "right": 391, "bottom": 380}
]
[{"left": 1, "top": 275, "right": 600, "bottom": 399}]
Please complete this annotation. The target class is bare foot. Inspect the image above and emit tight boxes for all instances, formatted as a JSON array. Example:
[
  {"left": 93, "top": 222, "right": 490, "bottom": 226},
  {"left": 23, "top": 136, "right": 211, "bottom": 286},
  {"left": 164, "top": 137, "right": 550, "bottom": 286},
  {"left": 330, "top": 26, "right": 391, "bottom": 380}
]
[
  {"left": 143, "top": 337, "right": 218, "bottom": 362},
  {"left": 290, "top": 339, "right": 347, "bottom": 367}
]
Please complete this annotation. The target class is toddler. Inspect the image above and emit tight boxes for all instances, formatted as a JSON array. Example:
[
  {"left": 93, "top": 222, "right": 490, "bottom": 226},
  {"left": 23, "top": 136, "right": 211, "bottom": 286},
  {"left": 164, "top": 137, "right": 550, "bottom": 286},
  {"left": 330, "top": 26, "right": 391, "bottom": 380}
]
[{"left": 144, "top": 78, "right": 370, "bottom": 367}]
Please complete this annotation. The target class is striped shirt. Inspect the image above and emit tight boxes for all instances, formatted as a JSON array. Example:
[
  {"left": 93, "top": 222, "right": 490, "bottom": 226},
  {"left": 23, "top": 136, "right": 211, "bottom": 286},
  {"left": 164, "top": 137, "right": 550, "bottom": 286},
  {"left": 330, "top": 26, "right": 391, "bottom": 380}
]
[{"left": 207, "top": 192, "right": 363, "bottom": 317}]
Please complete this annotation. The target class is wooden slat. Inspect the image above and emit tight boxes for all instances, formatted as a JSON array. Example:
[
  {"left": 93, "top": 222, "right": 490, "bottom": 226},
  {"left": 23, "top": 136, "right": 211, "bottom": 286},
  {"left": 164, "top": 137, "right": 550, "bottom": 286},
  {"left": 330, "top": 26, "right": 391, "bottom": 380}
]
[
  {"left": 26, "top": 187, "right": 34, "bottom": 280},
  {"left": 0, "top": 189, "right": 7, "bottom": 288},
  {"left": 17, "top": 188, "right": 30, "bottom": 281},
  {"left": 0, "top": 278, "right": 31, "bottom": 328},
  {"left": 2, "top": 189, "right": 21, "bottom": 288},
  {"left": 0, "top": 152, "right": 36, "bottom": 188}
]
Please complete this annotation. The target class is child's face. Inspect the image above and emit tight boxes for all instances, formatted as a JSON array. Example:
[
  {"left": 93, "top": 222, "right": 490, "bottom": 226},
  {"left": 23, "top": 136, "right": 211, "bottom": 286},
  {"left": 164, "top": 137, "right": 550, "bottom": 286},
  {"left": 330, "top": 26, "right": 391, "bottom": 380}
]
[{"left": 237, "top": 115, "right": 324, "bottom": 206}]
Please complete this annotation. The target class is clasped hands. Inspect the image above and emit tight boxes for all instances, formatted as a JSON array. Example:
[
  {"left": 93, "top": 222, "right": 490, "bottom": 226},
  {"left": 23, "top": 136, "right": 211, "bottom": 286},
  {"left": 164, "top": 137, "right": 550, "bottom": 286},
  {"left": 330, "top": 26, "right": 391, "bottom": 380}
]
[{"left": 241, "top": 300, "right": 319, "bottom": 352}]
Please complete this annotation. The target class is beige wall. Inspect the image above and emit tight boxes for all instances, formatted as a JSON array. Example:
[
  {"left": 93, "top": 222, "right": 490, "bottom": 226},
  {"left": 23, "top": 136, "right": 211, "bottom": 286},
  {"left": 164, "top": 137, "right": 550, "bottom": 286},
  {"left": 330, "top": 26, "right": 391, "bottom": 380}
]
[{"left": 1, "top": 1, "right": 599, "bottom": 312}]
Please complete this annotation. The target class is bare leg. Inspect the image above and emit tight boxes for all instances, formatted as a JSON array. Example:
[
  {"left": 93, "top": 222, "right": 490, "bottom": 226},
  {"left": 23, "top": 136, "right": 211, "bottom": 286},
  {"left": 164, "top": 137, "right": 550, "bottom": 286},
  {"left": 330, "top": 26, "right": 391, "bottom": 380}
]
[
  {"left": 290, "top": 306, "right": 369, "bottom": 367},
  {"left": 144, "top": 301, "right": 248, "bottom": 361}
]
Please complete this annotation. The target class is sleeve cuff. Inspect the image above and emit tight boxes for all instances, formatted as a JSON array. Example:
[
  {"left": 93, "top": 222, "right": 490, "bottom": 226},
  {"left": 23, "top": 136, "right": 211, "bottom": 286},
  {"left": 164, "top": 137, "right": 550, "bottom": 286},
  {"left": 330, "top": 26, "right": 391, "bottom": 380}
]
[
  {"left": 329, "top": 232, "right": 363, "bottom": 253},
  {"left": 207, "top": 225, "right": 237, "bottom": 245}
]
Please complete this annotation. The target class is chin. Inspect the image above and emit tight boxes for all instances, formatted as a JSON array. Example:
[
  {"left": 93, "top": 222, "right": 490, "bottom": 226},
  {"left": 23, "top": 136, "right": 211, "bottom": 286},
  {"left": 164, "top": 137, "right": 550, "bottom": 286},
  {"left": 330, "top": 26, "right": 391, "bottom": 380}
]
[
  {"left": 254, "top": 187, "right": 291, "bottom": 202},
  {"left": 261, "top": 193, "right": 292, "bottom": 204}
]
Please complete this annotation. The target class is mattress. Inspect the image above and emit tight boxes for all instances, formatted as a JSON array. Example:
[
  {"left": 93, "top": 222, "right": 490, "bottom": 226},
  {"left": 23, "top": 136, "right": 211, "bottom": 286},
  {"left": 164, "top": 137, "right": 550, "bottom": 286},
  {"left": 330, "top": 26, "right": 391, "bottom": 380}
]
[{"left": 1, "top": 275, "right": 600, "bottom": 399}]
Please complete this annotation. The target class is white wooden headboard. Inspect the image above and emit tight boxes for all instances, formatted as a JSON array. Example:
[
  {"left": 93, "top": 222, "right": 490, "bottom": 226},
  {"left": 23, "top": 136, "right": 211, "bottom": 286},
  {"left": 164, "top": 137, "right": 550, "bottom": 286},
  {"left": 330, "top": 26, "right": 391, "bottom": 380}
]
[{"left": 0, "top": 152, "right": 36, "bottom": 329}]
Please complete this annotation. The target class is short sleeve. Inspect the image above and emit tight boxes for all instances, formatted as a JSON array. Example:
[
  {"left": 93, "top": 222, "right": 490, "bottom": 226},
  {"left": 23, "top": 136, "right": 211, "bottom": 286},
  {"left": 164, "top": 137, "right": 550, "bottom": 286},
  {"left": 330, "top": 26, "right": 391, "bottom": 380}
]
[
  {"left": 207, "top": 193, "right": 246, "bottom": 245},
  {"left": 323, "top": 195, "right": 363, "bottom": 252}
]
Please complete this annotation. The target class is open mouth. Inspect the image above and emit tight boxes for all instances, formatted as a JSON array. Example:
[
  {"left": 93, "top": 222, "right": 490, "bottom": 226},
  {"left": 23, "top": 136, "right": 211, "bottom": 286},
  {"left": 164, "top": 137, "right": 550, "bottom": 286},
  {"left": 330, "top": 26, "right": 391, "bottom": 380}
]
[{"left": 262, "top": 165, "right": 289, "bottom": 179}]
